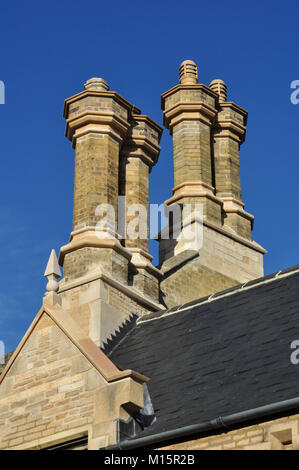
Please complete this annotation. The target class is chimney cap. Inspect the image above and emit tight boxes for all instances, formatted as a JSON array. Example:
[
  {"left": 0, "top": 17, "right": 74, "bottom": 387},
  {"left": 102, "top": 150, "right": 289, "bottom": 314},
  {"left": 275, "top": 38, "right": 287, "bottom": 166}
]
[
  {"left": 179, "top": 60, "right": 198, "bottom": 85},
  {"left": 84, "top": 77, "right": 110, "bottom": 92},
  {"left": 210, "top": 78, "right": 226, "bottom": 84},
  {"left": 209, "top": 79, "right": 227, "bottom": 103}
]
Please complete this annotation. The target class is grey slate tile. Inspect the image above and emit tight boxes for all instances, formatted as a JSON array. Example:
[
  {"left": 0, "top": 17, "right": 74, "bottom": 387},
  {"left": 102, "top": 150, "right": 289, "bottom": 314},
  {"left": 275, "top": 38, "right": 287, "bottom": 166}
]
[{"left": 109, "top": 268, "right": 299, "bottom": 438}]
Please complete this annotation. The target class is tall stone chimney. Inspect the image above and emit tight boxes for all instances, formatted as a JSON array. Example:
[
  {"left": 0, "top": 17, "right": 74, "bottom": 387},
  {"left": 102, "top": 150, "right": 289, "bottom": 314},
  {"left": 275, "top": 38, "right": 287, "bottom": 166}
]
[
  {"left": 59, "top": 77, "right": 133, "bottom": 284},
  {"left": 59, "top": 77, "right": 162, "bottom": 300},
  {"left": 162, "top": 60, "right": 223, "bottom": 225},
  {"left": 57, "top": 77, "right": 163, "bottom": 348},
  {"left": 120, "top": 114, "right": 163, "bottom": 300},
  {"left": 159, "top": 61, "right": 266, "bottom": 308},
  {"left": 209, "top": 79, "right": 253, "bottom": 239}
]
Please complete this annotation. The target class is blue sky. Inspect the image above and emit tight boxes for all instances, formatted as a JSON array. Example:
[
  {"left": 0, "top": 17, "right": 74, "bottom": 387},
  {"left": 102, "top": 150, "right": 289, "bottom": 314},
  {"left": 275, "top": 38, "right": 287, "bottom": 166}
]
[{"left": 0, "top": 0, "right": 299, "bottom": 351}]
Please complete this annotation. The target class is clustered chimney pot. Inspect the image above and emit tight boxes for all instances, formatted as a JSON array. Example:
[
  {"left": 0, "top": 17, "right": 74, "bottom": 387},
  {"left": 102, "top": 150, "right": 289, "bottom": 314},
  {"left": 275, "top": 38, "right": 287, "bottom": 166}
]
[
  {"left": 209, "top": 79, "right": 227, "bottom": 103},
  {"left": 179, "top": 60, "right": 198, "bottom": 85}
]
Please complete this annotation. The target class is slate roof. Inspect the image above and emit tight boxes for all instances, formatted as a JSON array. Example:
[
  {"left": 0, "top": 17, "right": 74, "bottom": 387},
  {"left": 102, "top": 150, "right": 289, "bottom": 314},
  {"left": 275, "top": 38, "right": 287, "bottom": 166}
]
[{"left": 108, "top": 265, "right": 299, "bottom": 439}]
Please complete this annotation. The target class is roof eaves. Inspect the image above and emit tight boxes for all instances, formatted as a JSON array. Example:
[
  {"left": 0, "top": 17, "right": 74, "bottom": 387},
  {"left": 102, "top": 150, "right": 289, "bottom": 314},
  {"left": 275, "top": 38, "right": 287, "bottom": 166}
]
[{"left": 103, "top": 395, "right": 299, "bottom": 450}]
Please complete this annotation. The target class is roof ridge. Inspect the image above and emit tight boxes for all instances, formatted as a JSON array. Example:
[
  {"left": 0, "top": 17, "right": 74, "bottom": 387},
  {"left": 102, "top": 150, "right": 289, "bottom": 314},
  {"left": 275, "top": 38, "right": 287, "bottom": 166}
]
[{"left": 138, "top": 263, "right": 299, "bottom": 324}]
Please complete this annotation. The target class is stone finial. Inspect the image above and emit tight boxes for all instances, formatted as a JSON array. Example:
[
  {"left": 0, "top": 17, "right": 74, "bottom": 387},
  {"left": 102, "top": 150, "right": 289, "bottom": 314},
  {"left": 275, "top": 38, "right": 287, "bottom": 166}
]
[
  {"left": 209, "top": 79, "right": 227, "bottom": 103},
  {"left": 44, "top": 249, "right": 61, "bottom": 293},
  {"left": 179, "top": 60, "right": 198, "bottom": 85},
  {"left": 84, "top": 77, "right": 109, "bottom": 92}
]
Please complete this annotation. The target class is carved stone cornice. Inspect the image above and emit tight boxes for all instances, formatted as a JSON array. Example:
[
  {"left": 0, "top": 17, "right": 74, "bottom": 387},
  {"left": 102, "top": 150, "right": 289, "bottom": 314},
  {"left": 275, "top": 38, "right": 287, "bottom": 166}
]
[
  {"left": 165, "top": 181, "right": 223, "bottom": 207},
  {"left": 163, "top": 102, "right": 217, "bottom": 132},
  {"left": 122, "top": 114, "right": 163, "bottom": 167},
  {"left": 161, "top": 83, "right": 218, "bottom": 106},
  {"left": 58, "top": 228, "right": 132, "bottom": 265},
  {"left": 64, "top": 89, "right": 141, "bottom": 148},
  {"left": 129, "top": 248, "right": 163, "bottom": 280},
  {"left": 212, "top": 102, "right": 248, "bottom": 143},
  {"left": 221, "top": 197, "right": 254, "bottom": 222},
  {"left": 63, "top": 90, "right": 140, "bottom": 119}
]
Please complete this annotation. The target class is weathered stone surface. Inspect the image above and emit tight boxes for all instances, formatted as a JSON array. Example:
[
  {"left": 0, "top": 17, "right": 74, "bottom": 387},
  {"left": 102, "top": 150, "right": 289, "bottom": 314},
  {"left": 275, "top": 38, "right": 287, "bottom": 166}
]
[
  {"left": 159, "top": 216, "right": 264, "bottom": 308},
  {"left": 159, "top": 63, "right": 265, "bottom": 306},
  {"left": 0, "top": 305, "right": 145, "bottom": 450},
  {"left": 73, "top": 133, "right": 120, "bottom": 231},
  {"left": 159, "top": 414, "right": 299, "bottom": 450}
]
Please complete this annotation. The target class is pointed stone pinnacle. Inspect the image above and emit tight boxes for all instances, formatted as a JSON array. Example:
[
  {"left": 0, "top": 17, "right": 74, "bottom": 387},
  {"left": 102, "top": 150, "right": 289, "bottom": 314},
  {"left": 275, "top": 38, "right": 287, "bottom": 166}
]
[
  {"left": 44, "top": 249, "right": 61, "bottom": 293},
  {"left": 44, "top": 249, "right": 61, "bottom": 278}
]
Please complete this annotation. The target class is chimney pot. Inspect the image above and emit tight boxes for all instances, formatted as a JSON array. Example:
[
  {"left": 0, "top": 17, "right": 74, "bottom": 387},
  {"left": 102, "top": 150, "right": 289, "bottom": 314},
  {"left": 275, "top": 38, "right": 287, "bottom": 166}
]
[
  {"left": 209, "top": 79, "right": 227, "bottom": 103},
  {"left": 84, "top": 77, "right": 109, "bottom": 92},
  {"left": 179, "top": 60, "right": 198, "bottom": 85}
]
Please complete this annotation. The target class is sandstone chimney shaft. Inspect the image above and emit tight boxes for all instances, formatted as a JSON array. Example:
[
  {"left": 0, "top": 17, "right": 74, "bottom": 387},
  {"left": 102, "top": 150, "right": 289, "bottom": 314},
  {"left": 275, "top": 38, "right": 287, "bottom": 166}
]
[
  {"left": 209, "top": 79, "right": 253, "bottom": 239},
  {"left": 120, "top": 115, "right": 163, "bottom": 301},
  {"left": 161, "top": 60, "right": 223, "bottom": 225},
  {"left": 59, "top": 77, "right": 137, "bottom": 281}
]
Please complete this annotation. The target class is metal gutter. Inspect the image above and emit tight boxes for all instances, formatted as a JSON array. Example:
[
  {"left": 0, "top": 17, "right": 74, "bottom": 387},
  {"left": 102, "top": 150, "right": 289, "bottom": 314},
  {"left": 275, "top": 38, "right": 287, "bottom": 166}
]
[{"left": 102, "top": 396, "right": 299, "bottom": 450}]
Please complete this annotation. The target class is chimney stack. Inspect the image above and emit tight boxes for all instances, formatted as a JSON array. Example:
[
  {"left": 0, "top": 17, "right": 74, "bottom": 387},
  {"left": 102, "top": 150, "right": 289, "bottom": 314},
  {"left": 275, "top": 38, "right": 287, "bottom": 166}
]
[
  {"left": 161, "top": 60, "right": 223, "bottom": 225},
  {"left": 59, "top": 76, "right": 134, "bottom": 284},
  {"left": 159, "top": 61, "right": 265, "bottom": 308},
  {"left": 58, "top": 77, "right": 162, "bottom": 303},
  {"left": 120, "top": 114, "right": 163, "bottom": 299},
  {"left": 209, "top": 79, "right": 253, "bottom": 239}
]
